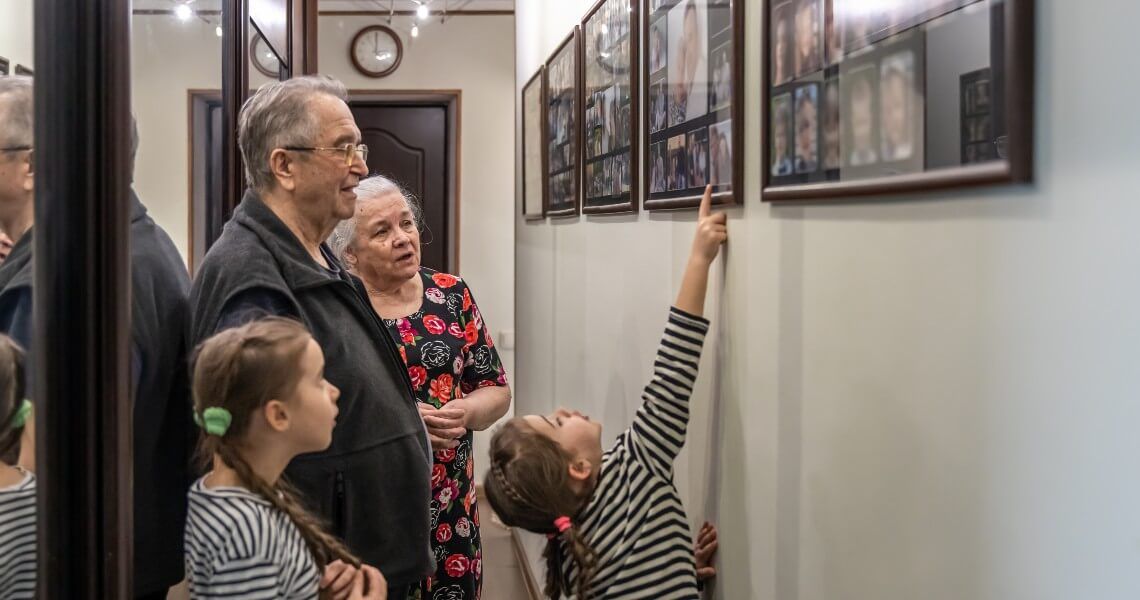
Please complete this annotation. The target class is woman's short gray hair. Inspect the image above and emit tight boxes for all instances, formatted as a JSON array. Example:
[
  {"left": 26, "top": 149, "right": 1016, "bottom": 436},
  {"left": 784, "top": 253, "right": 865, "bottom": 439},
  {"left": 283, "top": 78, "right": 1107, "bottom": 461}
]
[
  {"left": 238, "top": 75, "right": 348, "bottom": 191},
  {"left": 327, "top": 175, "right": 423, "bottom": 266}
]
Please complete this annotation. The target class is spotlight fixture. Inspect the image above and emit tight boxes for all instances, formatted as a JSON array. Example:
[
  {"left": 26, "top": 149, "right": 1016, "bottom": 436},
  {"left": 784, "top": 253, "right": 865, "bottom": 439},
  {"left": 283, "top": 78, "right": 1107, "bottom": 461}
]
[
  {"left": 416, "top": 3, "right": 430, "bottom": 20},
  {"left": 174, "top": 3, "right": 193, "bottom": 21}
]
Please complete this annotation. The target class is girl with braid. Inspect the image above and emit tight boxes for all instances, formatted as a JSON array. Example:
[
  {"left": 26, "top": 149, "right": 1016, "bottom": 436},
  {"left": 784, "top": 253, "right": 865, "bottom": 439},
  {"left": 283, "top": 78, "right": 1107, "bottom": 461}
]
[
  {"left": 485, "top": 186, "right": 723, "bottom": 599},
  {"left": 184, "top": 317, "right": 386, "bottom": 599}
]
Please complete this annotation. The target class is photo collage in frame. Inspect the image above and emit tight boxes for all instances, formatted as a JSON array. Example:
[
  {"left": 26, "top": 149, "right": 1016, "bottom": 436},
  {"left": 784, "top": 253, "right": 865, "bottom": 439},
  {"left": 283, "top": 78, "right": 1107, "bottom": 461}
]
[
  {"left": 545, "top": 31, "right": 581, "bottom": 217},
  {"left": 646, "top": 0, "right": 737, "bottom": 209},
  {"left": 763, "top": 0, "right": 1025, "bottom": 201},
  {"left": 522, "top": 67, "right": 546, "bottom": 219},
  {"left": 583, "top": 0, "right": 639, "bottom": 213}
]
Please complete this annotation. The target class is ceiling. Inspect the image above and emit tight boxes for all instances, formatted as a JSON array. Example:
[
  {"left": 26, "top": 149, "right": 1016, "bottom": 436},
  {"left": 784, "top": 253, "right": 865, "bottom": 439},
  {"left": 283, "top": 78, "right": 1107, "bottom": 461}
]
[{"left": 132, "top": 0, "right": 514, "bottom": 12}]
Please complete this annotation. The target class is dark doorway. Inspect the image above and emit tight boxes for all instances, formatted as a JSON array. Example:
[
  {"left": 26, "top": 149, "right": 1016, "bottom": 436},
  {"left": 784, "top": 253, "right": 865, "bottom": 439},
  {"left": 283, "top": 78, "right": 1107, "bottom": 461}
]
[
  {"left": 349, "top": 93, "right": 459, "bottom": 274},
  {"left": 189, "top": 90, "right": 224, "bottom": 274}
]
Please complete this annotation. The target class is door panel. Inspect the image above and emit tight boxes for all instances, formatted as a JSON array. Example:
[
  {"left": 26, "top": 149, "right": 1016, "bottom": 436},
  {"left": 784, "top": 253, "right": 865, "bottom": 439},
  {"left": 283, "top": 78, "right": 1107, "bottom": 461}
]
[{"left": 350, "top": 103, "right": 451, "bottom": 273}]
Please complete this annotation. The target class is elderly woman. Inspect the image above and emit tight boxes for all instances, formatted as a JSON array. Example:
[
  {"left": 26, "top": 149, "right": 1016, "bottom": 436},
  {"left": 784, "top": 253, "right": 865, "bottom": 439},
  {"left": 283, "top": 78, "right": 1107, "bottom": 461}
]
[{"left": 330, "top": 175, "right": 510, "bottom": 600}]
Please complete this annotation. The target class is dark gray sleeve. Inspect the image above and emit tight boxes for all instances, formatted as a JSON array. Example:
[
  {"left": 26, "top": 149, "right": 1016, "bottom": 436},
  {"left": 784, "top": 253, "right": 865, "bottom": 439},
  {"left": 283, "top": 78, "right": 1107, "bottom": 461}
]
[{"left": 215, "top": 288, "right": 299, "bottom": 333}]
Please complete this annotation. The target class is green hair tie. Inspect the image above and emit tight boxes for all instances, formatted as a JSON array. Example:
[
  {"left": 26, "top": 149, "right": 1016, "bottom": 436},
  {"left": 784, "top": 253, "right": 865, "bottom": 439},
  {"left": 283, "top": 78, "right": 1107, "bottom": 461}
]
[
  {"left": 10, "top": 400, "right": 31, "bottom": 429},
  {"left": 196, "top": 406, "right": 233, "bottom": 437}
]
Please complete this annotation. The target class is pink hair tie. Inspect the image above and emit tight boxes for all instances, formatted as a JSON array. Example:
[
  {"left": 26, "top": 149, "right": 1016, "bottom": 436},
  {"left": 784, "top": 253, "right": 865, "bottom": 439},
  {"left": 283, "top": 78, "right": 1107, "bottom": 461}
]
[{"left": 554, "top": 516, "right": 572, "bottom": 533}]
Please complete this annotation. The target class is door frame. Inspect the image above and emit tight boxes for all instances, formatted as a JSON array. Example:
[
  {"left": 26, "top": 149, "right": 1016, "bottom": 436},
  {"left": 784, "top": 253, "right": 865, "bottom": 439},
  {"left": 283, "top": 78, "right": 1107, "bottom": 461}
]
[{"left": 348, "top": 90, "right": 462, "bottom": 273}]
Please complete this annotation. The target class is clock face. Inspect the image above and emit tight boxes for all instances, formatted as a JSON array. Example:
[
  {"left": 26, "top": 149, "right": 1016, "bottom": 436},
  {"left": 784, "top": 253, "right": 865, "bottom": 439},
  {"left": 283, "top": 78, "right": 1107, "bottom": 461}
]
[
  {"left": 252, "top": 34, "right": 280, "bottom": 77},
  {"left": 352, "top": 26, "right": 402, "bottom": 77}
]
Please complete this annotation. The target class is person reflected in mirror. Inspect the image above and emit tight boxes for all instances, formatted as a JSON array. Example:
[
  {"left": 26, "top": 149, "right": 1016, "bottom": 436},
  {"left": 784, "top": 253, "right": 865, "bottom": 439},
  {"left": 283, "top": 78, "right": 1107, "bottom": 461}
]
[
  {"left": 486, "top": 186, "right": 726, "bottom": 600},
  {"left": 0, "top": 336, "right": 34, "bottom": 598},
  {"left": 328, "top": 175, "right": 511, "bottom": 600}
]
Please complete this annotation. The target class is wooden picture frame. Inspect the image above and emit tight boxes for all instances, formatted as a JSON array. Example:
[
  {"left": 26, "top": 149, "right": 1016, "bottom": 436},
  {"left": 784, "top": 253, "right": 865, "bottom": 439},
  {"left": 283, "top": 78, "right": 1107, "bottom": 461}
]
[
  {"left": 761, "top": 0, "right": 1034, "bottom": 203},
  {"left": 643, "top": 0, "right": 743, "bottom": 211},
  {"left": 580, "top": 0, "right": 641, "bottom": 214},
  {"left": 521, "top": 66, "right": 547, "bottom": 220},
  {"left": 544, "top": 29, "right": 583, "bottom": 218}
]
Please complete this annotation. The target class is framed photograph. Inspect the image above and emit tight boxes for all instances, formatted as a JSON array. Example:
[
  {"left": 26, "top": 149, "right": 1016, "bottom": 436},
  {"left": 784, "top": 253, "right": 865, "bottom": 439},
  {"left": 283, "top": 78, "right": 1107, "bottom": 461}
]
[
  {"left": 762, "top": 0, "right": 1033, "bottom": 202},
  {"left": 643, "top": 0, "right": 743, "bottom": 210},
  {"left": 14, "top": 65, "right": 32, "bottom": 76},
  {"left": 0, "top": 58, "right": 8, "bottom": 76},
  {"left": 521, "top": 67, "right": 546, "bottom": 220},
  {"left": 581, "top": 0, "right": 640, "bottom": 214},
  {"left": 544, "top": 29, "right": 582, "bottom": 217}
]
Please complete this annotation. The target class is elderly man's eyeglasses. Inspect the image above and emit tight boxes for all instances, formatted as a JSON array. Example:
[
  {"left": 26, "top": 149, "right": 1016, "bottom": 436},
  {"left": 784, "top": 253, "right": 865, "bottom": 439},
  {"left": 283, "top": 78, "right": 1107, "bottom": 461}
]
[
  {"left": 0, "top": 146, "right": 32, "bottom": 153},
  {"left": 283, "top": 143, "right": 368, "bottom": 166}
]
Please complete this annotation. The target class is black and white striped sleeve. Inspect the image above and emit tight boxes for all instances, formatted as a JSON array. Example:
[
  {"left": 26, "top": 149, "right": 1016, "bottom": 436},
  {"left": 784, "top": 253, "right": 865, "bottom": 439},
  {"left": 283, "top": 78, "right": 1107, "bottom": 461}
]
[{"left": 627, "top": 306, "right": 709, "bottom": 477}]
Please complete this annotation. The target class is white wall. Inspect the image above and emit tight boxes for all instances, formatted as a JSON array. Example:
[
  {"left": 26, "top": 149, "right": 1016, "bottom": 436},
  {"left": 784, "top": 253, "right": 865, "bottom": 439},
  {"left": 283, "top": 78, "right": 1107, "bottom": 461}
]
[
  {"left": 131, "top": 15, "right": 223, "bottom": 262},
  {"left": 515, "top": 2, "right": 1140, "bottom": 600},
  {"left": 0, "top": 1, "right": 34, "bottom": 72},
  {"left": 319, "top": 14, "right": 517, "bottom": 476}
]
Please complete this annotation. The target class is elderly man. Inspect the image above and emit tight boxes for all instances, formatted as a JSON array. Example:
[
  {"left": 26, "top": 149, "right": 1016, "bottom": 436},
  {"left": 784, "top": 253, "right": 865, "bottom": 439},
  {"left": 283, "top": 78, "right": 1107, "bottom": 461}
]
[
  {"left": 0, "top": 75, "right": 194, "bottom": 599},
  {"left": 189, "top": 76, "right": 433, "bottom": 597}
]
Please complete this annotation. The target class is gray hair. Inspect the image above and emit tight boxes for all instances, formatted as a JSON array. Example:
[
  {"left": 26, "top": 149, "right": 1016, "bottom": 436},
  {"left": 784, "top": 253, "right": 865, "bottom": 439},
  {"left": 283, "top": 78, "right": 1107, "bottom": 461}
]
[
  {"left": 327, "top": 175, "right": 423, "bottom": 266},
  {"left": 0, "top": 77, "right": 33, "bottom": 150},
  {"left": 238, "top": 75, "right": 348, "bottom": 191}
]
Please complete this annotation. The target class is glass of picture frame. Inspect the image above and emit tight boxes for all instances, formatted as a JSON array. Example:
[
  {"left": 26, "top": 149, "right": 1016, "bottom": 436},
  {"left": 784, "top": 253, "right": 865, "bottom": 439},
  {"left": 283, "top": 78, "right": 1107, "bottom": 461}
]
[
  {"left": 522, "top": 66, "right": 546, "bottom": 220},
  {"left": 762, "top": 0, "right": 1034, "bottom": 202},
  {"left": 581, "top": 0, "right": 640, "bottom": 214},
  {"left": 545, "top": 29, "right": 583, "bottom": 217},
  {"left": 644, "top": 0, "right": 742, "bottom": 210}
]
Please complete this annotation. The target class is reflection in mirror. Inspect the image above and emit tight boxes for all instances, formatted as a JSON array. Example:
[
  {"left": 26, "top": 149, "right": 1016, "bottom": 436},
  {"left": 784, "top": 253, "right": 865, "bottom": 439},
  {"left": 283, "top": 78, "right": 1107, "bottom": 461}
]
[
  {"left": 132, "top": 3, "right": 214, "bottom": 597},
  {"left": 0, "top": 0, "right": 37, "bottom": 596}
]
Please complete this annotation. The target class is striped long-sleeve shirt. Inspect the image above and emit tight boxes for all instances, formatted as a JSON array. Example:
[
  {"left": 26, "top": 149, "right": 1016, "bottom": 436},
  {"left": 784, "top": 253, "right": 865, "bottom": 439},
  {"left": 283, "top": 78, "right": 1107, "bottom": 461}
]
[
  {"left": 184, "top": 478, "right": 320, "bottom": 599},
  {"left": 561, "top": 307, "right": 709, "bottom": 599},
  {"left": 0, "top": 468, "right": 36, "bottom": 599}
]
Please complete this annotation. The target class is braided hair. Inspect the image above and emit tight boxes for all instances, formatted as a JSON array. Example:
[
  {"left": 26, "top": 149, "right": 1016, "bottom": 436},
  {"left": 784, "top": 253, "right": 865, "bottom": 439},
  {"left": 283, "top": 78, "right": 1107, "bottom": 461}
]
[
  {"left": 192, "top": 317, "right": 359, "bottom": 570},
  {"left": 485, "top": 418, "right": 597, "bottom": 599}
]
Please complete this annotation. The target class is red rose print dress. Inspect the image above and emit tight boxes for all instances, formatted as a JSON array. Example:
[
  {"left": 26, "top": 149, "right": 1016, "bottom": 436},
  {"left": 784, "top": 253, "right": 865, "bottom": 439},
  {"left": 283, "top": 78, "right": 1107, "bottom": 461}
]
[{"left": 382, "top": 268, "right": 508, "bottom": 600}]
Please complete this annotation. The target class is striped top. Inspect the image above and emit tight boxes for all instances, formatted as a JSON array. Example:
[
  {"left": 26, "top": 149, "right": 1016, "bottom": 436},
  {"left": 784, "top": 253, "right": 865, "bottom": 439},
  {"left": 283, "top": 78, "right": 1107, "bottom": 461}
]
[
  {"left": 561, "top": 307, "right": 709, "bottom": 599},
  {"left": 0, "top": 468, "right": 36, "bottom": 599},
  {"left": 184, "top": 477, "right": 320, "bottom": 599}
]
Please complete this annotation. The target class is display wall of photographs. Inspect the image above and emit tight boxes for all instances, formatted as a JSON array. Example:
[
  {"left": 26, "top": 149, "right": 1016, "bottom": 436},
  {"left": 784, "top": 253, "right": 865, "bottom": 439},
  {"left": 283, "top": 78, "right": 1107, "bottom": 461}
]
[
  {"left": 545, "top": 30, "right": 582, "bottom": 217},
  {"left": 522, "top": 67, "right": 546, "bottom": 220},
  {"left": 581, "top": 0, "right": 640, "bottom": 214},
  {"left": 644, "top": 0, "right": 743, "bottom": 210},
  {"left": 762, "top": 0, "right": 1033, "bottom": 202}
]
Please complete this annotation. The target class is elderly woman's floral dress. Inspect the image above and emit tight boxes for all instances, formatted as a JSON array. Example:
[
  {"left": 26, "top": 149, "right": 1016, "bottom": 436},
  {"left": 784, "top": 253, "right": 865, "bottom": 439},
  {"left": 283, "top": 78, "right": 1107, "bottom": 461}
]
[{"left": 381, "top": 268, "right": 508, "bottom": 600}]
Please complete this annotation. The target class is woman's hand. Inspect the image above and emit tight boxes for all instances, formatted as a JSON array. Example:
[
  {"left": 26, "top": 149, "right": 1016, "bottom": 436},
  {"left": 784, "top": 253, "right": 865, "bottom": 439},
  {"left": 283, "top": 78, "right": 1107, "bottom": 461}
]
[
  {"left": 347, "top": 565, "right": 387, "bottom": 600},
  {"left": 418, "top": 403, "right": 467, "bottom": 450},
  {"left": 694, "top": 521, "right": 719, "bottom": 581},
  {"left": 320, "top": 559, "right": 359, "bottom": 600},
  {"left": 691, "top": 185, "right": 727, "bottom": 266}
]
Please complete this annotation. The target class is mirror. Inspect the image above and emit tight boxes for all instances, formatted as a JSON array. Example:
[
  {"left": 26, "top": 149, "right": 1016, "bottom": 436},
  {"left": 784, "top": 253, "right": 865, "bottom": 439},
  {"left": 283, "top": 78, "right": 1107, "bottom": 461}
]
[
  {"left": 0, "top": 0, "right": 38, "bottom": 595},
  {"left": 131, "top": 0, "right": 221, "bottom": 595}
]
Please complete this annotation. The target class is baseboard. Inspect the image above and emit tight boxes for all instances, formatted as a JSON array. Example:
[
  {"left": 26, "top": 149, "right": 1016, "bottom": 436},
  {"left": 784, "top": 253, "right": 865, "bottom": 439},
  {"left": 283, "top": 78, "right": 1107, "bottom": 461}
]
[{"left": 477, "top": 484, "right": 542, "bottom": 600}]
